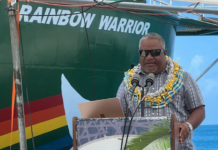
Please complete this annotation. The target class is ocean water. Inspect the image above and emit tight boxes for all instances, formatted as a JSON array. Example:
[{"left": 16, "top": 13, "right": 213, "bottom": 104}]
[{"left": 192, "top": 125, "right": 218, "bottom": 150}]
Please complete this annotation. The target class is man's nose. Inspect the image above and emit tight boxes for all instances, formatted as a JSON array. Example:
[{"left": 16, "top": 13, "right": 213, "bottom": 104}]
[{"left": 145, "top": 52, "right": 153, "bottom": 60}]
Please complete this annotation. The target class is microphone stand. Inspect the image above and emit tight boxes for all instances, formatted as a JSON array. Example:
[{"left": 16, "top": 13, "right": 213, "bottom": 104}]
[
  {"left": 141, "top": 87, "right": 144, "bottom": 117},
  {"left": 141, "top": 83, "right": 152, "bottom": 117}
]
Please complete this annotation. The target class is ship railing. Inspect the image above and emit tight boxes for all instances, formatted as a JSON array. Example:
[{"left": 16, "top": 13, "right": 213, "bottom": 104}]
[{"left": 148, "top": 0, "right": 218, "bottom": 17}]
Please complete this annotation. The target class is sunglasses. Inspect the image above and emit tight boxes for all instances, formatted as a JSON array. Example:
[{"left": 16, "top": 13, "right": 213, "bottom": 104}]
[{"left": 138, "top": 49, "right": 164, "bottom": 57}]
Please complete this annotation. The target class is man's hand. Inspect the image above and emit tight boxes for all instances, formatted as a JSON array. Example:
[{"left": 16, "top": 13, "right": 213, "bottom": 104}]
[
  {"left": 178, "top": 123, "right": 190, "bottom": 144},
  {"left": 177, "top": 106, "right": 205, "bottom": 144}
]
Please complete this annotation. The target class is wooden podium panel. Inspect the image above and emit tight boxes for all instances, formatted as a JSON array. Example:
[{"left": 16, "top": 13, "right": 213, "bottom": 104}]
[
  {"left": 73, "top": 115, "right": 181, "bottom": 150},
  {"left": 171, "top": 114, "right": 182, "bottom": 150},
  {"left": 73, "top": 117, "right": 78, "bottom": 150}
]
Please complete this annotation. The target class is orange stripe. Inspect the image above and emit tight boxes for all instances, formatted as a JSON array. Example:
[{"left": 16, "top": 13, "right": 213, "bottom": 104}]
[
  {"left": 0, "top": 104, "right": 65, "bottom": 136},
  {"left": 10, "top": 74, "right": 16, "bottom": 149}
]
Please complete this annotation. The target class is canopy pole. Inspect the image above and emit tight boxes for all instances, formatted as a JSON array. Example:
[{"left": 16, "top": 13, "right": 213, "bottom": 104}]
[
  {"left": 7, "top": 3, "right": 27, "bottom": 150},
  {"left": 195, "top": 58, "right": 218, "bottom": 82}
]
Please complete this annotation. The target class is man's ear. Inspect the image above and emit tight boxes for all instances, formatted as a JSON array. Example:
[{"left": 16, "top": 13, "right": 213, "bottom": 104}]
[{"left": 164, "top": 49, "right": 167, "bottom": 55}]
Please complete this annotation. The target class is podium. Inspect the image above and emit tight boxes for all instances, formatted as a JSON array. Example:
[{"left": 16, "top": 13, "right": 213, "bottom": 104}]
[{"left": 73, "top": 114, "right": 181, "bottom": 150}]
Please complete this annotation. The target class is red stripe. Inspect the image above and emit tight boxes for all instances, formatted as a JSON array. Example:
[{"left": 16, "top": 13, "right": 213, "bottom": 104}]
[
  {"left": 0, "top": 104, "right": 65, "bottom": 136},
  {"left": 0, "top": 94, "right": 63, "bottom": 123}
]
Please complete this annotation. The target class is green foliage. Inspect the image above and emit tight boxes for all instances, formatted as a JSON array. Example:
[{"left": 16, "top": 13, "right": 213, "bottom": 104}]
[
  {"left": 126, "top": 119, "right": 171, "bottom": 150},
  {"left": 142, "top": 135, "right": 171, "bottom": 150}
]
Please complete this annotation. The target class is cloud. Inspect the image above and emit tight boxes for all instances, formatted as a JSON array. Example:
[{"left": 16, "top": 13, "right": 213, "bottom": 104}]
[
  {"left": 205, "top": 79, "right": 216, "bottom": 91},
  {"left": 174, "top": 56, "right": 181, "bottom": 62},
  {"left": 189, "top": 55, "right": 204, "bottom": 76},
  {"left": 202, "top": 79, "right": 218, "bottom": 96}
]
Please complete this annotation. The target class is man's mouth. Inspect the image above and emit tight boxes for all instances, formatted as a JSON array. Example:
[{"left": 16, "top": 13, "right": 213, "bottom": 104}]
[
  {"left": 145, "top": 63, "right": 156, "bottom": 67},
  {"left": 146, "top": 62, "right": 155, "bottom": 65}
]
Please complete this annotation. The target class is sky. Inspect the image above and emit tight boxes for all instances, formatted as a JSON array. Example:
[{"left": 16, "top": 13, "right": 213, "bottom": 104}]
[
  {"left": 174, "top": 36, "right": 218, "bottom": 125},
  {"left": 169, "top": 0, "right": 218, "bottom": 125}
]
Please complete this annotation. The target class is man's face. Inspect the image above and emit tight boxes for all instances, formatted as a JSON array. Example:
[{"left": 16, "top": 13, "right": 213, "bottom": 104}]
[{"left": 139, "top": 39, "right": 167, "bottom": 74}]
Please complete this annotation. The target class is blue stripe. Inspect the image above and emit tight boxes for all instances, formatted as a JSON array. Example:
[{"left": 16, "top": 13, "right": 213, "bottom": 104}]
[
  {"left": 169, "top": 90, "right": 174, "bottom": 97},
  {"left": 124, "top": 80, "right": 130, "bottom": 85},
  {"left": 173, "top": 84, "right": 179, "bottom": 92},
  {"left": 177, "top": 75, "right": 182, "bottom": 80},
  {"left": 146, "top": 100, "right": 150, "bottom": 107},
  {"left": 166, "top": 99, "right": 171, "bottom": 103},
  {"left": 173, "top": 80, "right": 179, "bottom": 85},
  {"left": 165, "top": 96, "right": 171, "bottom": 103},
  {"left": 35, "top": 135, "right": 72, "bottom": 150},
  {"left": 178, "top": 70, "right": 184, "bottom": 74},
  {"left": 129, "top": 89, "right": 133, "bottom": 93},
  {"left": 124, "top": 75, "right": 130, "bottom": 80},
  {"left": 160, "top": 102, "right": 164, "bottom": 108},
  {"left": 152, "top": 101, "right": 157, "bottom": 108},
  {"left": 124, "top": 86, "right": 130, "bottom": 91},
  {"left": 133, "top": 94, "right": 137, "bottom": 101}
]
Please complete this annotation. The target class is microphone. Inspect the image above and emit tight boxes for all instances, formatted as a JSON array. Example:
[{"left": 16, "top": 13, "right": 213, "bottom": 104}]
[
  {"left": 131, "top": 73, "right": 140, "bottom": 93},
  {"left": 145, "top": 73, "right": 155, "bottom": 87},
  {"left": 141, "top": 73, "right": 155, "bottom": 117}
]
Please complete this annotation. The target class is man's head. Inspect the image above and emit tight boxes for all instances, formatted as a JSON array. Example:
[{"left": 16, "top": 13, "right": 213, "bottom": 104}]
[{"left": 139, "top": 33, "right": 167, "bottom": 74}]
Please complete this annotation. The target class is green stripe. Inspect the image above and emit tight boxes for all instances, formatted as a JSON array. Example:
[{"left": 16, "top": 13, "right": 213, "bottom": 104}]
[{"left": 2, "top": 126, "right": 69, "bottom": 150}]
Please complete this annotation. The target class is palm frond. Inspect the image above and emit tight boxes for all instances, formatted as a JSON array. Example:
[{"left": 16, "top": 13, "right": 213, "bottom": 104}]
[
  {"left": 126, "top": 119, "right": 171, "bottom": 150},
  {"left": 143, "top": 135, "right": 170, "bottom": 150}
]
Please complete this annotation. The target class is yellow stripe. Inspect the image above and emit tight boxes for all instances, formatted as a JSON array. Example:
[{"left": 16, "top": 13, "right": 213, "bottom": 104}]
[{"left": 0, "top": 115, "right": 67, "bottom": 149}]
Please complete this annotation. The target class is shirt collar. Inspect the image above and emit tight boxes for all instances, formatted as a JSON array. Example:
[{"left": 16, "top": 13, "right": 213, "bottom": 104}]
[{"left": 138, "top": 63, "right": 169, "bottom": 75}]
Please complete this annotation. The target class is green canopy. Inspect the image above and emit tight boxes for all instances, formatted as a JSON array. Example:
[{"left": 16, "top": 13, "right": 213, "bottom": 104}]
[{"left": 176, "top": 18, "right": 218, "bottom": 35}]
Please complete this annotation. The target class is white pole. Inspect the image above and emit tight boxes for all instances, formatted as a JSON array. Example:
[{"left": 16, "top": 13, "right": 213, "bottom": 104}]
[
  {"left": 202, "top": 3, "right": 205, "bottom": 17},
  {"left": 31, "top": 0, "right": 218, "bottom": 15},
  {"left": 195, "top": 58, "right": 218, "bottom": 82},
  {"left": 7, "top": 3, "right": 27, "bottom": 150}
]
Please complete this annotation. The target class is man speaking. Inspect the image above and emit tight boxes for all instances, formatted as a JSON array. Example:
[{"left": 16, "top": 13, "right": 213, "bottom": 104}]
[{"left": 116, "top": 33, "right": 205, "bottom": 150}]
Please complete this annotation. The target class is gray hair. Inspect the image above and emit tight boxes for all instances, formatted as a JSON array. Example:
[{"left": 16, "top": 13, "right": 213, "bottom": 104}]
[{"left": 139, "top": 33, "right": 165, "bottom": 49}]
